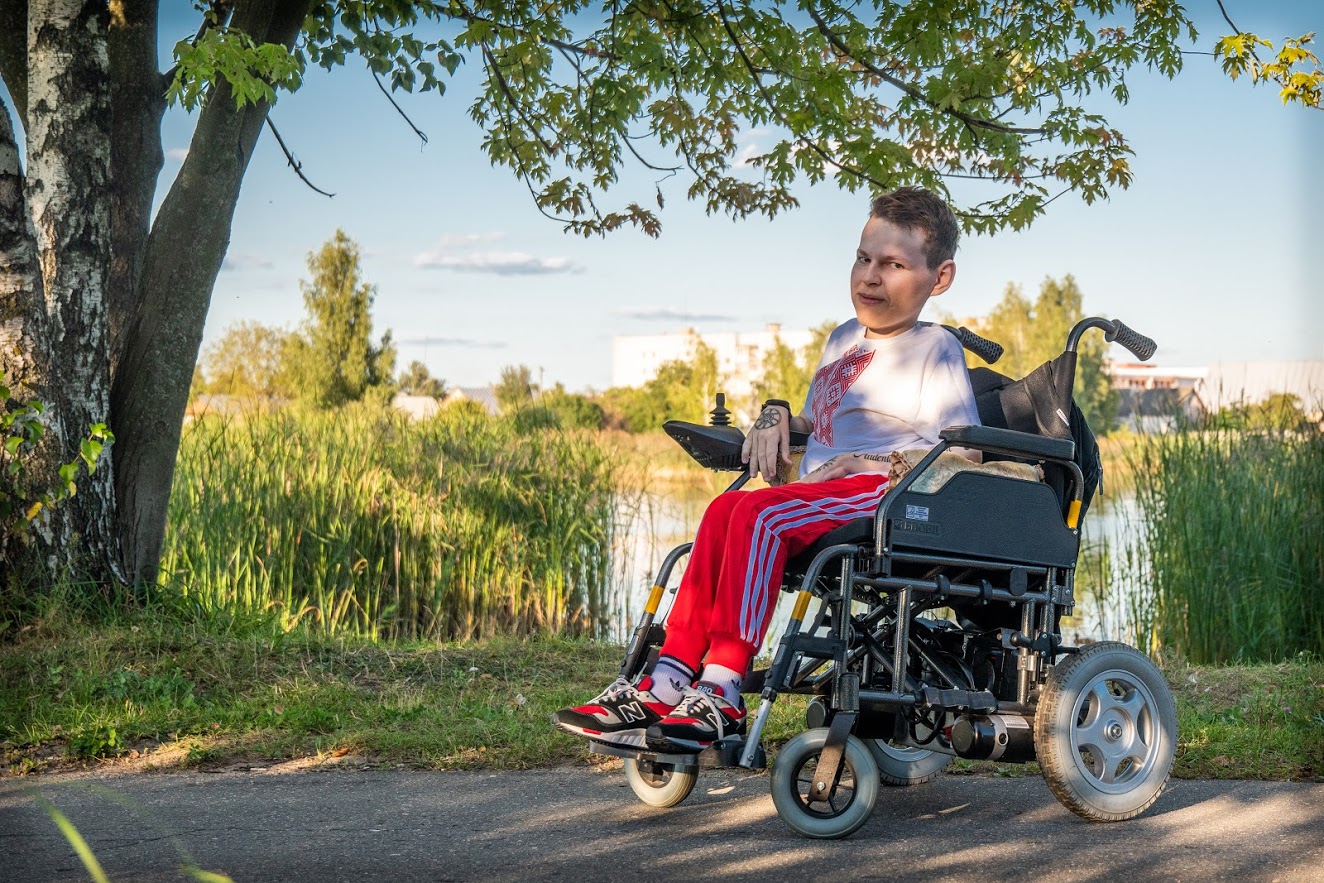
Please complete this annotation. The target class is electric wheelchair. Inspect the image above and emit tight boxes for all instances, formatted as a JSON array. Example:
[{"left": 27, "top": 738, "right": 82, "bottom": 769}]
[{"left": 589, "top": 317, "right": 1177, "bottom": 839}]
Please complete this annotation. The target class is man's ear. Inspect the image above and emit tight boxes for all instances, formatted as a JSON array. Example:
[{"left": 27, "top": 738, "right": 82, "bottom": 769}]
[{"left": 928, "top": 260, "right": 956, "bottom": 297}]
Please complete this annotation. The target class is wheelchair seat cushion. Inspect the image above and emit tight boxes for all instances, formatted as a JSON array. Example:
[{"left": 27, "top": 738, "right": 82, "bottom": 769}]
[{"left": 890, "top": 449, "right": 1043, "bottom": 493}]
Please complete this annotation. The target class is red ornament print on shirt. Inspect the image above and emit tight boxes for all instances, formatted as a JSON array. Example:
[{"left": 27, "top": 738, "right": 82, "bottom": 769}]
[{"left": 810, "top": 344, "right": 875, "bottom": 445}]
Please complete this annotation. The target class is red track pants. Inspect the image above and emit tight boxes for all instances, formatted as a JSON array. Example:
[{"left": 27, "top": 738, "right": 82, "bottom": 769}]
[{"left": 657, "top": 472, "right": 889, "bottom": 676}]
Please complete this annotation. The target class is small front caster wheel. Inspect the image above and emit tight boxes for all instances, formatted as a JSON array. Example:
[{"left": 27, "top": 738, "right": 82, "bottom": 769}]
[
  {"left": 771, "top": 729, "right": 879, "bottom": 839},
  {"left": 624, "top": 756, "right": 698, "bottom": 808}
]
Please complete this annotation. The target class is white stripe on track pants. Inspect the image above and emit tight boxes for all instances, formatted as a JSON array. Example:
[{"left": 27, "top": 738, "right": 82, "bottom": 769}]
[{"left": 657, "top": 472, "right": 889, "bottom": 676}]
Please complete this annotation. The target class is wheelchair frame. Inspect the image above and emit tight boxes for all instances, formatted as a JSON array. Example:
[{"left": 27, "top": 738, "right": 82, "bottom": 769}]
[{"left": 596, "top": 318, "right": 1176, "bottom": 838}]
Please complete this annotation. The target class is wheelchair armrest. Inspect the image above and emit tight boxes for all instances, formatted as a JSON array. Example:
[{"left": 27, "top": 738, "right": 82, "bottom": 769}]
[
  {"left": 663, "top": 420, "right": 746, "bottom": 470},
  {"left": 789, "top": 429, "right": 809, "bottom": 447},
  {"left": 939, "top": 424, "right": 1075, "bottom": 462}
]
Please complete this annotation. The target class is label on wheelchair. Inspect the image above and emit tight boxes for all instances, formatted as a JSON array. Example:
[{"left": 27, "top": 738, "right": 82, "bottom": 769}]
[
  {"left": 896, "top": 518, "right": 942, "bottom": 537},
  {"left": 904, "top": 504, "right": 930, "bottom": 521}
]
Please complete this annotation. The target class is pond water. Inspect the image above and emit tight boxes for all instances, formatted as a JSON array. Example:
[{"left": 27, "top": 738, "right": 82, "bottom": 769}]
[{"left": 606, "top": 476, "right": 1148, "bottom": 652}]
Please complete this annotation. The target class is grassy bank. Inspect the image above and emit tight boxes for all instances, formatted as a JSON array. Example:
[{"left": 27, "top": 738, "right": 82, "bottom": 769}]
[{"left": 3, "top": 611, "right": 1320, "bottom": 781}]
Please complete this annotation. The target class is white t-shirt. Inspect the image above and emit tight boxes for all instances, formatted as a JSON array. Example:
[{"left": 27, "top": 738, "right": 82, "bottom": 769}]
[{"left": 799, "top": 320, "right": 981, "bottom": 476}]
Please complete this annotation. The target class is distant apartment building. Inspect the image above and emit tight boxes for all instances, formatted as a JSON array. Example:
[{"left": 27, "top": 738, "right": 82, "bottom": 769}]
[
  {"left": 1110, "top": 361, "right": 1324, "bottom": 431},
  {"left": 612, "top": 323, "right": 813, "bottom": 413},
  {"left": 441, "top": 386, "right": 501, "bottom": 415}
]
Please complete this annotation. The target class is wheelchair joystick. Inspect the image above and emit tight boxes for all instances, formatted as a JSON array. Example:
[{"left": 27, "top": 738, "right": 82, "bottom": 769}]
[{"left": 709, "top": 393, "right": 732, "bottom": 426}]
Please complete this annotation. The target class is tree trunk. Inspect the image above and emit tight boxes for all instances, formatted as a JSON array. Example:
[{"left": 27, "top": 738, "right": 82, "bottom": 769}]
[
  {"left": 0, "top": 95, "right": 44, "bottom": 392},
  {"left": 107, "top": 0, "right": 164, "bottom": 376},
  {"left": 110, "top": 0, "right": 312, "bottom": 585},
  {"left": 0, "top": 1, "right": 29, "bottom": 129},
  {"left": 25, "top": 0, "right": 118, "bottom": 576}
]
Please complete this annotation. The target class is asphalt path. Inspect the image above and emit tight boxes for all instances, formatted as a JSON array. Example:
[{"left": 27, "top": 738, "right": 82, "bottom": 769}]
[{"left": 3, "top": 766, "right": 1322, "bottom": 882}]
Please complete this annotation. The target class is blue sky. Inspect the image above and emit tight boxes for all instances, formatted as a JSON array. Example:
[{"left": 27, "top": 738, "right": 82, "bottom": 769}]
[{"left": 51, "top": 4, "right": 1324, "bottom": 390}]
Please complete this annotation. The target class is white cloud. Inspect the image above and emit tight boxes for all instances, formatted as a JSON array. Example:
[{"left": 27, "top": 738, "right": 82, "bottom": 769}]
[
  {"left": 413, "top": 233, "right": 578, "bottom": 275},
  {"left": 166, "top": 147, "right": 189, "bottom": 162},
  {"left": 397, "top": 335, "right": 507, "bottom": 349},
  {"left": 614, "top": 306, "right": 736, "bottom": 322},
  {"left": 734, "top": 141, "right": 762, "bottom": 169},
  {"left": 220, "top": 252, "right": 275, "bottom": 272},
  {"left": 414, "top": 249, "right": 579, "bottom": 275}
]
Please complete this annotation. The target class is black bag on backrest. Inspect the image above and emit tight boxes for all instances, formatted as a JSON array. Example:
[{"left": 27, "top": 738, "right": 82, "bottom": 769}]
[{"left": 968, "top": 353, "right": 1104, "bottom": 521}]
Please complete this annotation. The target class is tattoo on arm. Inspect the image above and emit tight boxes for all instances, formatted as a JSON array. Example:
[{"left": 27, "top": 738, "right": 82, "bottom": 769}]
[
  {"left": 857, "top": 453, "right": 888, "bottom": 462},
  {"left": 753, "top": 407, "right": 784, "bottom": 430},
  {"left": 809, "top": 455, "right": 840, "bottom": 476}
]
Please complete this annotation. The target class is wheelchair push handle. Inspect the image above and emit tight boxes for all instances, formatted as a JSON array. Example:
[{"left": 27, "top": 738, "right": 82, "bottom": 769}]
[
  {"left": 1066, "top": 317, "right": 1157, "bottom": 362},
  {"left": 943, "top": 324, "right": 1004, "bottom": 364},
  {"left": 1106, "top": 320, "right": 1158, "bottom": 362}
]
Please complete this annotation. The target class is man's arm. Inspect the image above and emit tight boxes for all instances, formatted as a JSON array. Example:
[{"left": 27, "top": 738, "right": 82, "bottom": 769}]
[
  {"left": 741, "top": 403, "right": 810, "bottom": 485},
  {"left": 797, "top": 451, "right": 890, "bottom": 484}
]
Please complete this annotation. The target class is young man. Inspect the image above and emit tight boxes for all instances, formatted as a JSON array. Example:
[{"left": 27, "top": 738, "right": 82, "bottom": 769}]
[{"left": 552, "top": 187, "right": 980, "bottom": 753}]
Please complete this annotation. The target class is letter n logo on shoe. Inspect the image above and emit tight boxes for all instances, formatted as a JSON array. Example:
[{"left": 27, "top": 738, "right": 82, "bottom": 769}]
[{"left": 617, "top": 702, "right": 647, "bottom": 723}]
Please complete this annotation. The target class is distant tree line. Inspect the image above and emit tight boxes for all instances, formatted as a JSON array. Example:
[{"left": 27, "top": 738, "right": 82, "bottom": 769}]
[{"left": 197, "top": 242, "right": 1131, "bottom": 437}]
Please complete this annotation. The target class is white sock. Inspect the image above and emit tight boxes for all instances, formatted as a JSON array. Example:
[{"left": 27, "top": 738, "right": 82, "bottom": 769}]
[
  {"left": 646, "top": 656, "right": 695, "bottom": 705},
  {"left": 697, "top": 664, "right": 745, "bottom": 704}
]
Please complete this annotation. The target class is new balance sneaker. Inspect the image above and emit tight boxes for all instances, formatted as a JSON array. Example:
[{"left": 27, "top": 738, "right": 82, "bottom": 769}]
[
  {"left": 645, "top": 683, "right": 747, "bottom": 753},
  {"left": 550, "top": 676, "right": 673, "bottom": 748}
]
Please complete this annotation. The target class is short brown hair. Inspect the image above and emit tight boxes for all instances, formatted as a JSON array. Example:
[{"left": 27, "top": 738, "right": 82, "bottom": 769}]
[{"left": 869, "top": 187, "right": 960, "bottom": 269}]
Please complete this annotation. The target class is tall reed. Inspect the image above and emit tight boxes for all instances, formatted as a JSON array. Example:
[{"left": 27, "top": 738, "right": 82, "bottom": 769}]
[
  {"left": 161, "top": 404, "right": 620, "bottom": 641},
  {"left": 1127, "top": 425, "right": 1323, "bottom": 663}
]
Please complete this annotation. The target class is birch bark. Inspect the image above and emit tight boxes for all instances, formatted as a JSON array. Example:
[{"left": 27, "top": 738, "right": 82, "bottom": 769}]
[{"left": 24, "top": 0, "right": 118, "bottom": 575}]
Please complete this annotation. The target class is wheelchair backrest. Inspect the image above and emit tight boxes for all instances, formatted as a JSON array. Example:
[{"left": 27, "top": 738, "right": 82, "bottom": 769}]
[{"left": 967, "top": 359, "right": 1103, "bottom": 522}]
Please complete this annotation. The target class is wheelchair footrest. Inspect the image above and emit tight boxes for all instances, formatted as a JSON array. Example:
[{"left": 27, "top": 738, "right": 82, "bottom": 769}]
[
  {"left": 782, "top": 634, "right": 844, "bottom": 659},
  {"left": 740, "top": 668, "right": 767, "bottom": 694},
  {"left": 587, "top": 737, "right": 766, "bottom": 770},
  {"left": 589, "top": 740, "right": 699, "bottom": 770},
  {"left": 704, "top": 738, "right": 766, "bottom": 770},
  {"left": 920, "top": 686, "right": 998, "bottom": 713}
]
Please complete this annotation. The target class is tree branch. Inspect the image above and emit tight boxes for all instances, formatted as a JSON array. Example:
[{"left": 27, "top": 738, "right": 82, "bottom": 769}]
[
  {"left": 161, "top": 0, "right": 236, "bottom": 88},
  {"left": 481, "top": 43, "right": 558, "bottom": 158},
  {"left": 372, "top": 71, "right": 428, "bottom": 146},
  {"left": 1215, "top": 0, "right": 1241, "bottom": 35},
  {"left": 805, "top": 5, "right": 1046, "bottom": 137},
  {"left": 715, "top": 0, "right": 879, "bottom": 189},
  {"left": 263, "top": 116, "right": 335, "bottom": 197}
]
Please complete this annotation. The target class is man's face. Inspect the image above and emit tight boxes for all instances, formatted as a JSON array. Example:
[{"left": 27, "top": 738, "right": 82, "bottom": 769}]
[{"left": 850, "top": 216, "right": 955, "bottom": 338}]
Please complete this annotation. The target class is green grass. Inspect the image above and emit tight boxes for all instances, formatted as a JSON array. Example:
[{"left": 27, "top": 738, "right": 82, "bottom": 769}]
[
  {"left": 3, "top": 609, "right": 1319, "bottom": 781},
  {"left": 1166, "top": 654, "right": 1324, "bottom": 780},
  {"left": 161, "top": 405, "right": 621, "bottom": 642},
  {"left": 1126, "top": 425, "right": 1324, "bottom": 664}
]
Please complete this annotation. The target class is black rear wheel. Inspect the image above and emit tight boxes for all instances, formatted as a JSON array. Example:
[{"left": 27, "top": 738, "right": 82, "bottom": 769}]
[
  {"left": 1036, "top": 642, "right": 1177, "bottom": 821},
  {"left": 868, "top": 739, "right": 953, "bottom": 786}
]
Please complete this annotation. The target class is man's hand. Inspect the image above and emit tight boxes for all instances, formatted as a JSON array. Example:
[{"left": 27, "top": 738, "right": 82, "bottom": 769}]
[
  {"left": 742, "top": 404, "right": 792, "bottom": 485},
  {"left": 798, "top": 451, "right": 890, "bottom": 484}
]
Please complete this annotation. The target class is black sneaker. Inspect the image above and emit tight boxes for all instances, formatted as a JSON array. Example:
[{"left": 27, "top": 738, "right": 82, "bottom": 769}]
[
  {"left": 550, "top": 677, "right": 674, "bottom": 749},
  {"left": 645, "top": 683, "right": 747, "bottom": 753}
]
